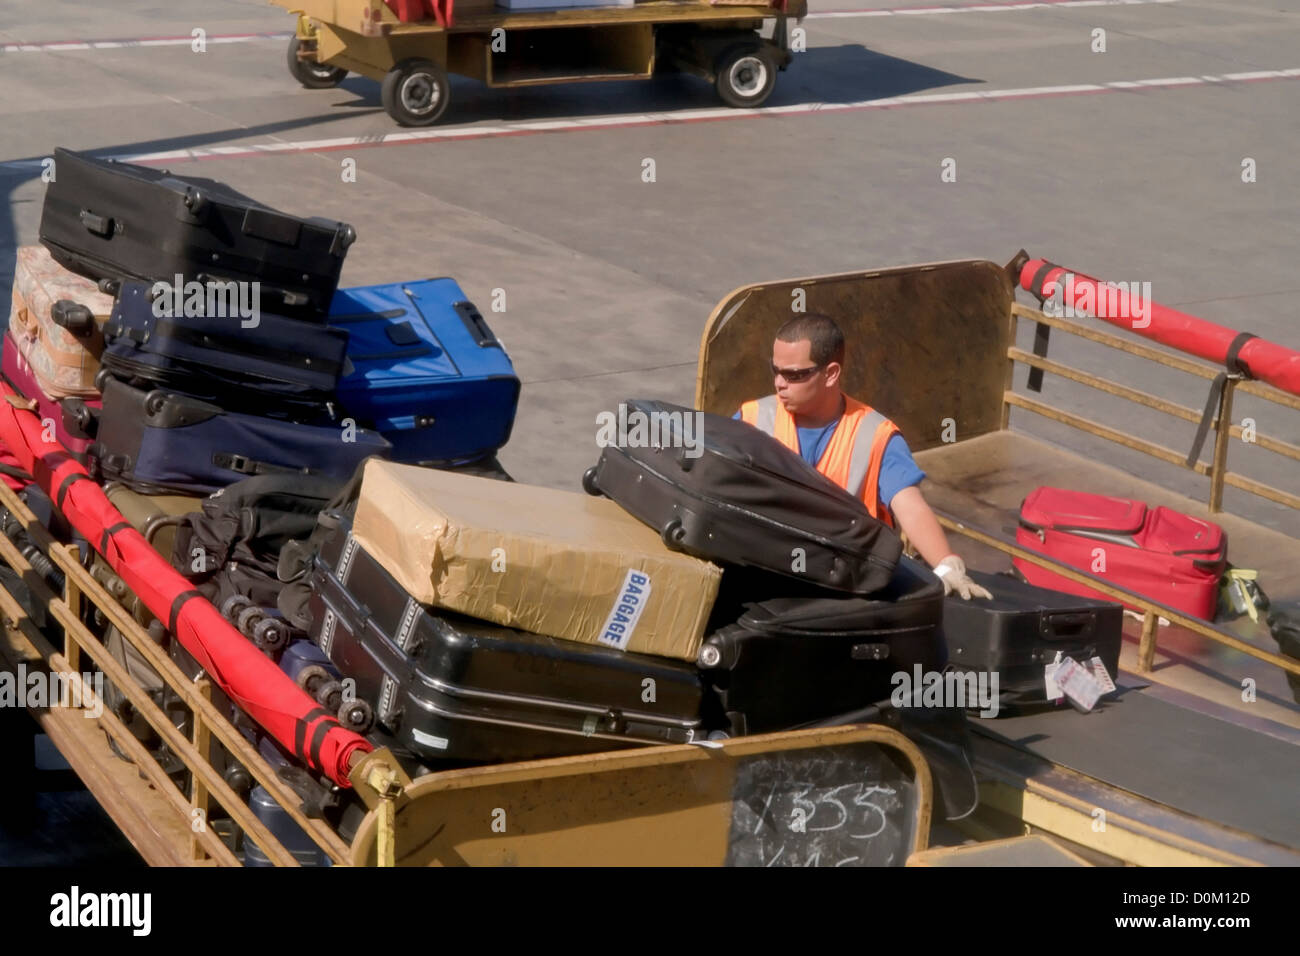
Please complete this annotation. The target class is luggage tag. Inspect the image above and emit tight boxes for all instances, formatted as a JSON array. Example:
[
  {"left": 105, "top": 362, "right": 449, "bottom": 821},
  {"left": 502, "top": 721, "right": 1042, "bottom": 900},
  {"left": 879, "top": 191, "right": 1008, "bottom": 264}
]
[
  {"left": 1086, "top": 657, "right": 1117, "bottom": 696},
  {"left": 1045, "top": 652, "right": 1104, "bottom": 712},
  {"left": 1221, "top": 567, "right": 1267, "bottom": 623}
]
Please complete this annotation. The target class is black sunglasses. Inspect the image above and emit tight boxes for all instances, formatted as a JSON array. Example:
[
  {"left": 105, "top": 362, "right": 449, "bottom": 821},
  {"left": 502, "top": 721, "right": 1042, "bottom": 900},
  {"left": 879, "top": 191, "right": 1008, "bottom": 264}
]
[{"left": 771, "top": 362, "right": 823, "bottom": 384}]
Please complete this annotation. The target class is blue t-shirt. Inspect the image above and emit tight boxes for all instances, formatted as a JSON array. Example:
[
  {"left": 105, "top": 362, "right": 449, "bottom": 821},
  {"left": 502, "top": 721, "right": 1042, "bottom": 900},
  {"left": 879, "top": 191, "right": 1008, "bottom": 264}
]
[{"left": 735, "top": 409, "right": 926, "bottom": 512}]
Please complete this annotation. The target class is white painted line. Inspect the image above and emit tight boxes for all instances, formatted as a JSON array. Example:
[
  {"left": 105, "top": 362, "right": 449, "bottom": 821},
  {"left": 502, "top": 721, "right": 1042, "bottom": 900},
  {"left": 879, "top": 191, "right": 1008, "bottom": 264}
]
[
  {"left": 809, "top": 0, "right": 1180, "bottom": 18},
  {"left": 0, "top": 31, "right": 291, "bottom": 54},
  {"left": 1, "top": 65, "right": 1293, "bottom": 173},
  {"left": 0, "top": 0, "right": 1186, "bottom": 52}
]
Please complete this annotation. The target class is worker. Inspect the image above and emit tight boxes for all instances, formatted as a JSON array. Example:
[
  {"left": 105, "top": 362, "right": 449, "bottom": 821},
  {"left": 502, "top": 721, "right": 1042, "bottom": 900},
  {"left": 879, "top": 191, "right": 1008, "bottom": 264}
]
[{"left": 737, "top": 313, "right": 991, "bottom": 600}]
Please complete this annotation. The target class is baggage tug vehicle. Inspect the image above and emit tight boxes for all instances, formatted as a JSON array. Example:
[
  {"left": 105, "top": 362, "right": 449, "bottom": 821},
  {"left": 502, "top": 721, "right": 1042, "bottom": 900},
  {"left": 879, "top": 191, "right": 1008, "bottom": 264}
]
[{"left": 1, "top": 252, "right": 1297, "bottom": 866}]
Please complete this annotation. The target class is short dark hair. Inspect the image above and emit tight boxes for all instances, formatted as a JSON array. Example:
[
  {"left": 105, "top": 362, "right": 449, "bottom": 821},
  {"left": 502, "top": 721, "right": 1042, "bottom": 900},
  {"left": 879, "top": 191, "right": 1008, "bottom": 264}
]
[{"left": 775, "top": 313, "right": 845, "bottom": 367}]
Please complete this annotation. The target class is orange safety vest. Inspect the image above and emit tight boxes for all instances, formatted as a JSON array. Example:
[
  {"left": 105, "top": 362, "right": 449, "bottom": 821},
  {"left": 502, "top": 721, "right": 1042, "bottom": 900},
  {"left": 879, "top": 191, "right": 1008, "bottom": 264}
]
[{"left": 739, "top": 394, "right": 900, "bottom": 526}]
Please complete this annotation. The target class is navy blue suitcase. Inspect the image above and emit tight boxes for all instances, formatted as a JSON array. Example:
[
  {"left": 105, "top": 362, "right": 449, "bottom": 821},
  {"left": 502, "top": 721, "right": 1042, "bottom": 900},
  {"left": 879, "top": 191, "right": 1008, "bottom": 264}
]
[
  {"left": 102, "top": 280, "right": 348, "bottom": 411},
  {"left": 329, "top": 279, "right": 520, "bottom": 465},
  {"left": 91, "top": 375, "right": 391, "bottom": 494}
]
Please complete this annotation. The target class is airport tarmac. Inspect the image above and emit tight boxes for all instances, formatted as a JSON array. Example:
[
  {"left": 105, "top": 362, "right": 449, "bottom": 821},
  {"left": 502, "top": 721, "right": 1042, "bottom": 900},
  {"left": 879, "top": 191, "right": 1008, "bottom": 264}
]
[{"left": 0, "top": 0, "right": 1296, "bottom": 865}]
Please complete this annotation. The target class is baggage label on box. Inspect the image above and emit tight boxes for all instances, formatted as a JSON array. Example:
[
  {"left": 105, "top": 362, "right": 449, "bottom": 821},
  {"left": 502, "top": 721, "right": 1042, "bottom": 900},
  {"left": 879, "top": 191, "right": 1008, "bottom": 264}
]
[{"left": 598, "top": 569, "right": 653, "bottom": 651}]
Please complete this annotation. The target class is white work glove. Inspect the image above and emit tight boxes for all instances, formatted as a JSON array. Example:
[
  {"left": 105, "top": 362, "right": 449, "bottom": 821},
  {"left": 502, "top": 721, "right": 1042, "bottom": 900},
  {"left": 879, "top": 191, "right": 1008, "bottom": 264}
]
[{"left": 934, "top": 555, "right": 992, "bottom": 600}]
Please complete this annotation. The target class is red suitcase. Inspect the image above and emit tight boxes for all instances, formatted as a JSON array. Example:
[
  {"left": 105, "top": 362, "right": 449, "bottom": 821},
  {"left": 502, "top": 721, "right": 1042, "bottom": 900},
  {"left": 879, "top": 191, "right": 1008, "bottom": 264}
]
[
  {"left": 1014, "top": 487, "right": 1226, "bottom": 620},
  {"left": 2, "top": 334, "right": 100, "bottom": 461}
]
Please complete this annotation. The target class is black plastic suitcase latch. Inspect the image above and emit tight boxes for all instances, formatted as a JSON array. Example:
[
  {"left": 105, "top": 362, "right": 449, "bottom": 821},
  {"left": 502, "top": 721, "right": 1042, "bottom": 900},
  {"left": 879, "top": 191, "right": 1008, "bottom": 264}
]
[{"left": 79, "top": 209, "right": 116, "bottom": 238}]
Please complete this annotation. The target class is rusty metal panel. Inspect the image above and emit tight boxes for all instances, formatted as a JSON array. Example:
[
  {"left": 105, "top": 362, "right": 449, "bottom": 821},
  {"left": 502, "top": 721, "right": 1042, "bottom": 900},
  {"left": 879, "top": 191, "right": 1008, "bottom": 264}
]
[{"left": 696, "top": 260, "right": 1015, "bottom": 452}]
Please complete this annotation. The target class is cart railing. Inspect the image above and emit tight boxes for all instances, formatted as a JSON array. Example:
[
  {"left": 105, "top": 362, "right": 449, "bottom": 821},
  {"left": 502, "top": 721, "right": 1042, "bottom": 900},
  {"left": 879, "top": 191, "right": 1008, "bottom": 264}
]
[
  {"left": 935, "top": 297, "right": 1300, "bottom": 680},
  {"left": 0, "top": 480, "right": 351, "bottom": 867},
  {"left": 1004, "top": 301, "right": 1300, "bottom": 514}
]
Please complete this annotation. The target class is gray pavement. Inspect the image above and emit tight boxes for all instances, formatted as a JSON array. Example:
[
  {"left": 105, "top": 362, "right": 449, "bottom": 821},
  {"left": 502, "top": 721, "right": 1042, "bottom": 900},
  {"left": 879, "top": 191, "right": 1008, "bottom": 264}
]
[
  {"left": 3, "top": 0, "right": 1295, "bottom": 529},
  {"left": 0, "top": 0, "right": 1297, "bottom": 865}
]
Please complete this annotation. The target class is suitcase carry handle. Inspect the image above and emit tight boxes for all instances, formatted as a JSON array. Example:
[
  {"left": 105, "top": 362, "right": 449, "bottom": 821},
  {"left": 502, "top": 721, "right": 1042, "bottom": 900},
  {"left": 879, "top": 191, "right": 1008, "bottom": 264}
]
[
  {"left": 1041, "top": 610, "right": 1096, "bottom": 641},
  {"left": 79, "top": 209, "right": 116, "bottom": 238},
  {"left": 453, "top": 301, "right": 500, "bottom": 348}
]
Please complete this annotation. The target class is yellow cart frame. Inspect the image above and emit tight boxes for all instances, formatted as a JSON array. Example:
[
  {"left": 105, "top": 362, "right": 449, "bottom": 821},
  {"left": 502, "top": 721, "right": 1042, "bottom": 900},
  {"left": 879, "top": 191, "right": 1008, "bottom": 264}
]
[{"left": 276, "top": 0, "right": 806, "bottom": 124}]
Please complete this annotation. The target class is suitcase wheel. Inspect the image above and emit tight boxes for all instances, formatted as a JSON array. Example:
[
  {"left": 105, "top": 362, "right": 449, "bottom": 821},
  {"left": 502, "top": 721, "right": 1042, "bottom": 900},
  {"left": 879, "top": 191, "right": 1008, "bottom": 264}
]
[
  {"left": 337, "top": 698, "right": 374, "bottom": 734},
  {"left": 697, "top": 643, "right": 723, "bottom": 668},
  {"left": 581, "top": 466, "right": 602, "bottom": 497},
  {"left": 661, "top": 517, "right": 687, "bottom": 550},
  {"left": 221, "top": 594, "right": 254, "bottom": 621},
  {"left": 51, "top": 300, "right": 96, "bottom": 337},
  {"left": 236, "top": 604, "right": 267, "bottom": 638},
  {"left": 223, "top": 764, "right": 253, "bottom": 799},
  {"left": 252, "top": 617, "right": 291, "bottom": 656},
  {"left": 296, "top": 664, "right": 331, "bottom": 697},
  {"left": 315, "top": 680, "right": 345, "bottom": 713}
]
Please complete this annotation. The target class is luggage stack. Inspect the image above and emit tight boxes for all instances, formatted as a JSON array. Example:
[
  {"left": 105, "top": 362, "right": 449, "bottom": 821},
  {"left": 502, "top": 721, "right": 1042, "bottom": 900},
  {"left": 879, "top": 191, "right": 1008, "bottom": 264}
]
[
  {"left": 583, "top": 399, "right": 948, "bottom": 736},
  {"left": 0, "top": 148, "right": 528, "bottom": 852},
  {"left": 25, "top": 147, "right": 521, "bottom": 496}
]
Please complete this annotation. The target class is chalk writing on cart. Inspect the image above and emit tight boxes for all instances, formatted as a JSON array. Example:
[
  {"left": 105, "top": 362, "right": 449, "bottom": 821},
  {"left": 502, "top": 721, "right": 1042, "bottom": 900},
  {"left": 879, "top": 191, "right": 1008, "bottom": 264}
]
[{"left": 726, "top": 745, "right": 917, "bottom": 867}]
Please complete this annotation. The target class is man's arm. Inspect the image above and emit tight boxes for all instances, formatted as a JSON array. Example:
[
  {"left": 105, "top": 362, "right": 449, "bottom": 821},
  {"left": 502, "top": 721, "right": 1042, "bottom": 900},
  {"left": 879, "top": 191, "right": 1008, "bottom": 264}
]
[{"left": 889, "top": 486, "right": 992, "bottom": 600}]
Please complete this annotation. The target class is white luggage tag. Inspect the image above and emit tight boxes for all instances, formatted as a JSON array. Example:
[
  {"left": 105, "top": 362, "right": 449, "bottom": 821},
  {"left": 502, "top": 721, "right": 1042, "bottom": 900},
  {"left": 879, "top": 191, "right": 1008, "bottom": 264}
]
[
  {"left": 1054, "top": 656, "right": 1103, "bottom": 712},
  {"left": 1044, "top": 651, "right": 1065, "bottom": 701},
  {"left": 1087, "top": 656, "right": 1118, "bottom": 695}
]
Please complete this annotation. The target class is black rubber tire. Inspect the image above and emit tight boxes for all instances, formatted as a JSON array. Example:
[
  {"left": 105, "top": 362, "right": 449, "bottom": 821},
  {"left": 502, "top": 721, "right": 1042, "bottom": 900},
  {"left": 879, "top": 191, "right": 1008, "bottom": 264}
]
[
  {"left": 581, "top": 466, "right": 602, "bottom": 497},
  {"left": 714, "top": 44, "right": 777, "bottom": 109},
  {"left": 287, "top": 36, "right": 347, "bottom": 89},
  {"left": 381, "top": 58, "right": 451, "bottom": 127},
  {"left": 660, "top": 518, "right": 686, "bottom": 550}
]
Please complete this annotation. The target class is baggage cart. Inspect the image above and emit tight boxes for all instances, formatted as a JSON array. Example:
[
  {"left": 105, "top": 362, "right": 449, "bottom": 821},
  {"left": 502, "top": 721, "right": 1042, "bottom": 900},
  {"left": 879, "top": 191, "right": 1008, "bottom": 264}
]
[
  {"left": 696, "top": 252, "right": 1300, "bottom": 865},
  {"left": 274, "top": 0, "right": 805, "bottom": 125}
]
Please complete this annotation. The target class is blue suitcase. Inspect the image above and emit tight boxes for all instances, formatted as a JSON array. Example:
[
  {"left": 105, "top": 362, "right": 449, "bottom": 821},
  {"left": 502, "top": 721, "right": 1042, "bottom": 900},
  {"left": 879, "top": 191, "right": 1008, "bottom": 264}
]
[
  {"left": 329, "top": 279, "right": 520, "bottom": 465},
  {"left": 91, "top": 375, "right": 391, "bottom": 495}
]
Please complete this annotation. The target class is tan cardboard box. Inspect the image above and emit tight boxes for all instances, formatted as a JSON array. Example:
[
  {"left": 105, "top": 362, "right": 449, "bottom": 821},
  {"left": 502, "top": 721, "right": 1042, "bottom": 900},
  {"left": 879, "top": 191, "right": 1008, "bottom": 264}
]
[{"left": 352, "top": 460, "right": 722, "bottom": 661}]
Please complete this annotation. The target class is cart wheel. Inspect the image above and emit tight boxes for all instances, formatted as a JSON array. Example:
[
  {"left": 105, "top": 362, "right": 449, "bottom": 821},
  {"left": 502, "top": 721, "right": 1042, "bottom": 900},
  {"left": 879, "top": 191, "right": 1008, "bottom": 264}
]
[
  {"left": 714, "top": 44, "right": 777, "bottom": 109},
  {"left": 287, "top": 36, "right": 347, "bottom": 89},
  {"left": 381, "top": 58, "right": 451, "bottom": 127}
]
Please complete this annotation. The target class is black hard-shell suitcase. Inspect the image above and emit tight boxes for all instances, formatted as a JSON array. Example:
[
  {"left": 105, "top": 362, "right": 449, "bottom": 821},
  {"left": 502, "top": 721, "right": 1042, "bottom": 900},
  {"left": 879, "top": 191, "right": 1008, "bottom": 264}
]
[
  {"left": 39, "top": 148, "right": 355, "bottom": 320},
  {"left": 309, "top": 521, "right": 711, "bottom": 764},
  {"left": 699, "top": 556, "right": 946, "bottom": 735},
  {"left": 91, "top": 375, "right": 390, "bottom": 495},
  {"left": 102, "top": 280, "right": 348, "bottom": 410},
  {"left": 942, "top": 570, "right": 1123, "bottom": 707},
  {"left": 584, "top": 398, "right": 901, "bottom": 595}
]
